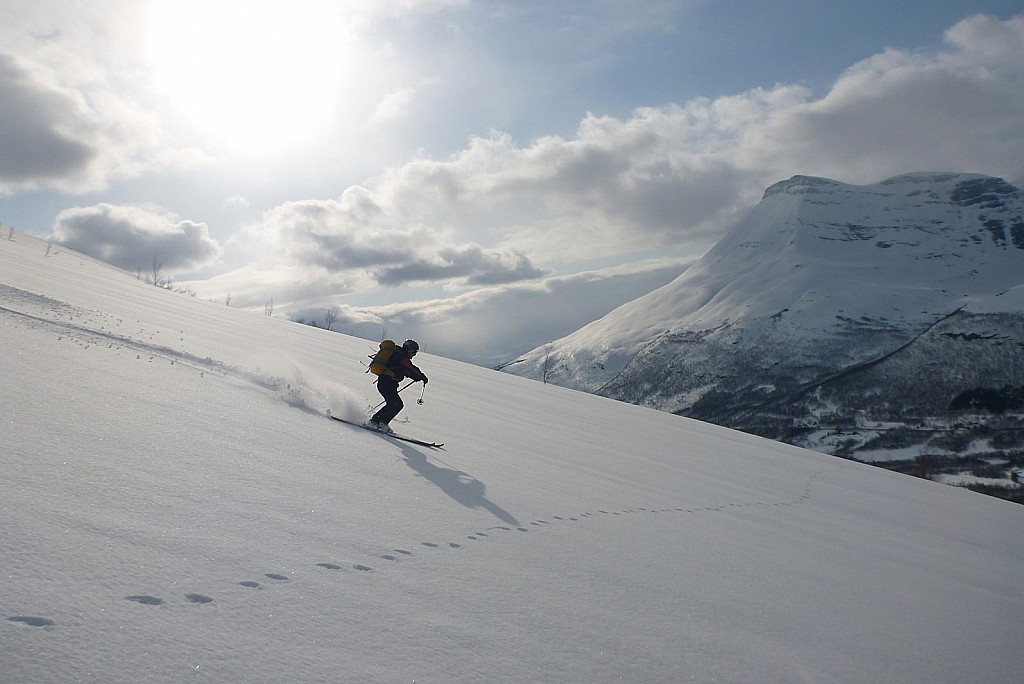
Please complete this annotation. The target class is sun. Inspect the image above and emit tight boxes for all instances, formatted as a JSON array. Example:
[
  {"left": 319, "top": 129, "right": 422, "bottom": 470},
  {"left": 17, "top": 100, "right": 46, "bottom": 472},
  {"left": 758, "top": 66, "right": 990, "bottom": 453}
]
[{"left": 146, "top": 0, "right": 358, "bottom": 155}]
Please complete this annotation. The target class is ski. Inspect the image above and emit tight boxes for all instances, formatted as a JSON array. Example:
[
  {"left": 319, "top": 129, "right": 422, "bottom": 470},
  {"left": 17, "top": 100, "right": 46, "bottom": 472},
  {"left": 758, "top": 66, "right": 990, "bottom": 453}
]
[{"left": 328, "top": 414, "right": 444, "bottom": 448}]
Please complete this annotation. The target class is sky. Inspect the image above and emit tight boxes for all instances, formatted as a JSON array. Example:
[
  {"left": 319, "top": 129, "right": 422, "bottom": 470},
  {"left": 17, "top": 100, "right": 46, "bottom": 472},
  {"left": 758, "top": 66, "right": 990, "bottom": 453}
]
[
  {"left": 3, "top": 231, "right": 1023, "bottom": 682},
  {"left": 2, "top": 0, "right": 1023, "bottom": 365}
]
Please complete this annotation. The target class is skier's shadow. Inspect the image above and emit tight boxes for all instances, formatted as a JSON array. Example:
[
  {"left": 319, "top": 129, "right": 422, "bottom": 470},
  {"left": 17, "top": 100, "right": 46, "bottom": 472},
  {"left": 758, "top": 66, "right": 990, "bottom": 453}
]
[{"left": 396, "top": 443, "right": 519, "bottom": 526}]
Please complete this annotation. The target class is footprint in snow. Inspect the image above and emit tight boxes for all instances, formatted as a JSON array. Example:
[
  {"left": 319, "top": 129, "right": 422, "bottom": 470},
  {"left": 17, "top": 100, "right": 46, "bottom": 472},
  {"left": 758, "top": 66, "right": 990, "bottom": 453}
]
[
  {"left": 8, "top": 616, "right": 55, "bottom": 628},
  {"left": 125, "top": 595, "right": 164, "bottom": 606},
  {"left": 265, "top": 573, "right": 289, "bottom": 581},
  {"left": 239, "top": 581, "right": 262, "bottom": 589},
  {"left": 316, "top": 563, "right": 343, "bottom": 571},
  {"left": 185, "top": 594, "right": 213, "bottom": 605}
]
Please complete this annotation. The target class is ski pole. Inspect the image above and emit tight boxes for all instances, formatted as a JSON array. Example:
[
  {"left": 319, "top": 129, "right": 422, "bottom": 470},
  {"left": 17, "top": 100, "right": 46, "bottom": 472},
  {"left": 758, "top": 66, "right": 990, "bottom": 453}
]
[
  {"left": 370, "top": 380, "right": 416, "bottom": 411},
  {"left": 417, "top": 383, "right": 426, "bottom": 405}
]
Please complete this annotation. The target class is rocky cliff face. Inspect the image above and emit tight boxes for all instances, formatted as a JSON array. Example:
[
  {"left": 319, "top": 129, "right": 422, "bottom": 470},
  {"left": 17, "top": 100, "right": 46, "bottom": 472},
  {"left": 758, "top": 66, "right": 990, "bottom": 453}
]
[{"left": 503, "top": 173, "right": 1024, "bottom": 500}]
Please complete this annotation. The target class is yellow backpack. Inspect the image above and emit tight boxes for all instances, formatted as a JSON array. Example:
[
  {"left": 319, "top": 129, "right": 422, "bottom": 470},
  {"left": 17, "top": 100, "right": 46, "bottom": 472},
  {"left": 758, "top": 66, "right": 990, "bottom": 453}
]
[{"left": 367, "top": 339, "right": 398, "bottom": 377}]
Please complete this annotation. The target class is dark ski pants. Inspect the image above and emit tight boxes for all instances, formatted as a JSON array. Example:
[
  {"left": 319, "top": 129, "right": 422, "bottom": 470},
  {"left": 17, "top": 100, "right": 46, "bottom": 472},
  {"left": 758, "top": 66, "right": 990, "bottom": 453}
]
[{"left": 370, "top": 376, "right": 403, "bottom": 425}]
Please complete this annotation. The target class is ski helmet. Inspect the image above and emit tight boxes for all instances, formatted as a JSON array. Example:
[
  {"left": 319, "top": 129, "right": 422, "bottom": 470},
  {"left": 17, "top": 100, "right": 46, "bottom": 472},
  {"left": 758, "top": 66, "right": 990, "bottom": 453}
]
[{"left": 403, "top": 339, "right": 420, "bottom": 352}]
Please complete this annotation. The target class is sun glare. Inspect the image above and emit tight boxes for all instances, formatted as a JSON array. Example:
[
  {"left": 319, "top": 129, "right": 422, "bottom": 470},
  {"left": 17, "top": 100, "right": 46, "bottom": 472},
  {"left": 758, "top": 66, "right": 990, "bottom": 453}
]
[{"left": 147, "top": 0, "right": 357, "bottom": 154}]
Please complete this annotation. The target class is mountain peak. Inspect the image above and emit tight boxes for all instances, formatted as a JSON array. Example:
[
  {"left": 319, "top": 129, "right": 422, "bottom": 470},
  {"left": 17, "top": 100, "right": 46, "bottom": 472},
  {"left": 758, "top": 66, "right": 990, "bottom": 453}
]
[
  {"left": 751, "top": 172, "right": 1024, "bottom": 256},
  {"left": 762, "top": 175, "right": 843, "bottom": 198},
  {"left": 763, "top": 172, "right": 1023, "bottom": 207}
]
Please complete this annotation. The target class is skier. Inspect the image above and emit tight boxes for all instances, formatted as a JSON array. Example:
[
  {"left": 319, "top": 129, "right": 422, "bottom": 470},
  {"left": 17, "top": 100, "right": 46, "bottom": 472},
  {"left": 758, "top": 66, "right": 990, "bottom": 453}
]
[{"left": 367, "top": 339, "right": 428, "bottom": 434}]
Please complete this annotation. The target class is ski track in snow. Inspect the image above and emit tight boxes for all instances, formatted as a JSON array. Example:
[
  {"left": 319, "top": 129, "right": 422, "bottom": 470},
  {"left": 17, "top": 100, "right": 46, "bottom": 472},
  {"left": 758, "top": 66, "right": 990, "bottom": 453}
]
[
  {"left": 0, "top": 284, "right": 359, "bottom": 419},
  {"left": 7, "top": 471, "right": 822, "bottom": 627},
  {"left": 0, "top": 285, "right": 231, "bottom": 378}
]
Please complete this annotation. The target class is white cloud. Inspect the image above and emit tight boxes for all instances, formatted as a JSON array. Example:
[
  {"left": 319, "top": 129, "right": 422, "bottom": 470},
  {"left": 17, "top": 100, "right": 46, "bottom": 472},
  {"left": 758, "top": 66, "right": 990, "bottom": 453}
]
[
  {"left": 944, "top": 12, "right": 1024, "bottom": 64},
  {"left": 366, "top": 86, "right": 418, "bottom": 127},
  {"left": 750, "top": 14, "right": 1024, "bottom": 183},
  {"left": 224, "top": 195, "right": 250, "bottom": 209},
  {"left": 49, "top": 203, "right": 221, "bottom": 274},
  {"left": 279, "top": 256, "right": 694, "bottom": 366},
  {"left": 185, "top": 262, "right": 356, "bottom": 310},
  {"left": 0, "top": 2, "right": 210, "bottom": 193},
  {"left": 231, "top": 186, "right": 548, "bottom": 290},
  {"left": 0, "top": 53, "right": 99, "bottom": 191},
  {"left": 349, "top": 12, "right": 1023, "bottom": 263}
]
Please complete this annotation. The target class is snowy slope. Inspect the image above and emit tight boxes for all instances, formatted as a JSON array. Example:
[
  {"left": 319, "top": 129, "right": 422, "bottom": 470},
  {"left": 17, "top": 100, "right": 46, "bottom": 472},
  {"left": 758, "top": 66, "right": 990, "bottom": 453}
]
[{"left": 2, "top": 233, "right": 1023, "bottom": 683}]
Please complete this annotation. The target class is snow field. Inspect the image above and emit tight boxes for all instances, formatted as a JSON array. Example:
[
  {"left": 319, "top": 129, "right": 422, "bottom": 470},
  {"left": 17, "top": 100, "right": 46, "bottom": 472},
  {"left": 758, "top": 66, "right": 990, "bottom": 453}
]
[{"left": 3, "top": 233, "right": 1023, "bottom": 683}]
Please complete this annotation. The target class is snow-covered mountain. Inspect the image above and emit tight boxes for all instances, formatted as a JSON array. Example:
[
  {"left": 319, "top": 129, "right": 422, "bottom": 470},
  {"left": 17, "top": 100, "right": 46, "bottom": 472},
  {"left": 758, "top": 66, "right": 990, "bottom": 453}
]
[
  {"left": 503, "top": 173, "right": 1024, "bottom": 498},
  {"left": 4, "top": 232, "right": 1024, "bottom": 682}
]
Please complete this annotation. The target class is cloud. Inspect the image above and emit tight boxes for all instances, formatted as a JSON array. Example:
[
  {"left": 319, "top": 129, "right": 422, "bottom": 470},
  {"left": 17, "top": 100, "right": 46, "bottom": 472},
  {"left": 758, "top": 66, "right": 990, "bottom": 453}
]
[
  {"left": 0, "top": 53, "right": 98, "bottom": 189},
  {"left": 375, "top": 13, "right": 1022, "bottom": 251},
  {"left": 185, "top": 263, "right": 356, "bottom": 309},
  {"left": 750, "top": 14, "right": 1024, "bottom": 183},
  {"left": 224, "top": 195, "right": 250, "bottom": 209},
  {"left": 0, "top": 5, "right": 207, "bottom": 194},
  {"left": 284, "top": 256, "right": 694, "bottom": 367},
  {"left": 235, "top": 185, "right": 548, "bottom": 289},
  {"left": 366, "top": 86, "right": 418, "bottom": 127},
  {"left": 49, "top": 203, "right": 222, "bottom": 274},
  {"left": 375, "top": 244, "right": 545, "bottom": 286}
]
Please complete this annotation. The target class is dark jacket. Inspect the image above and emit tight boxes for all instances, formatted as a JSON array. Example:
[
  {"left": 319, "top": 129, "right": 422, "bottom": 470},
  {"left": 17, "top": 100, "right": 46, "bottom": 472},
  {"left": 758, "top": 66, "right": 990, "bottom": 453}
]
[{"left": 385, "top": 347, "right": 427, "bottom": 383}]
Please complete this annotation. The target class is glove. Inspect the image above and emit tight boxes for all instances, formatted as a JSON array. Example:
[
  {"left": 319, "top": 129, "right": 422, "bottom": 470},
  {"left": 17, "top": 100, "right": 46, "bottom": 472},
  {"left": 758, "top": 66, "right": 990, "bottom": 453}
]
[{"left": 421, "top": 376, "right": 429, "bottom": 385}]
